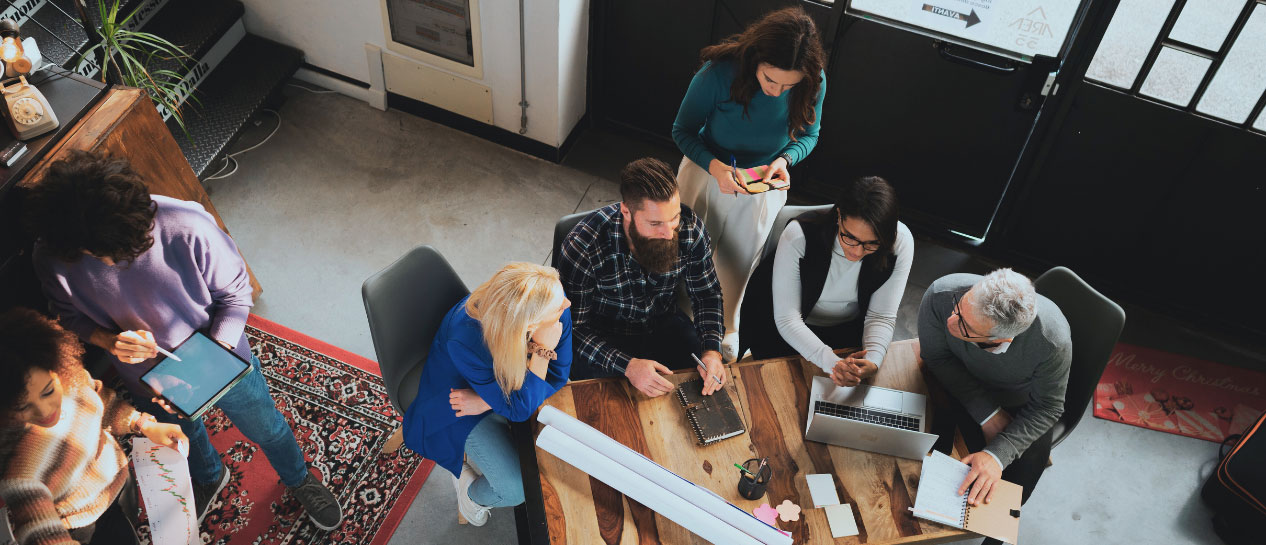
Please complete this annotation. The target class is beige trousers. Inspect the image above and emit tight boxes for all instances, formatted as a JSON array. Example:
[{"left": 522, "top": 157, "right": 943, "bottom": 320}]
[{"left": 676, "top": 157, "right": 788, "bottom": 335}]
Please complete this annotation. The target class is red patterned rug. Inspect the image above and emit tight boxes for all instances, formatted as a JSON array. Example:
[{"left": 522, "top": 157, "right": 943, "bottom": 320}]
[
  {"left": 1093, "top": 343, "right": 1266, "bottom": 443},
  {"left": 138, "top": 314, "right": 433, "bottom": 545}
]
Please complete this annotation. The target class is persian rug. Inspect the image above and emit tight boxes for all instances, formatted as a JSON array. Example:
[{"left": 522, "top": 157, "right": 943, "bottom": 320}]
[
  {"left": 136, "top": 314, "right": 433, "bottom": 545},
  {"left": 1093, "top": 342, "right": 1266, "bottom": 443}
]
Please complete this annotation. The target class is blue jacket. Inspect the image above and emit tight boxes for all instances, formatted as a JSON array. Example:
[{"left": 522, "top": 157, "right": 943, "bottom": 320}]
[{"left": 402, "top": 296, "right": 573, "bottom": 476}]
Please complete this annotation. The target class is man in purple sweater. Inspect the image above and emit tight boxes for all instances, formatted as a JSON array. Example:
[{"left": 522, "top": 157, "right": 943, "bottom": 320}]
[{"left": 24, "top": 151, "right": 343, "bottom": 530}]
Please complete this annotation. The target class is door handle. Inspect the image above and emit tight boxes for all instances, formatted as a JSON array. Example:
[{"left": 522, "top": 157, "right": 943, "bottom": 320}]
[{"left": 934, "top": 41, "right": 1017, "bottom": 74}]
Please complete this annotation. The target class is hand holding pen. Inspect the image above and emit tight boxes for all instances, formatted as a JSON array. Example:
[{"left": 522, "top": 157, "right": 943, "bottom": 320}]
[{"left": 692, "top": 352, "right": 726, "bottom": 395}]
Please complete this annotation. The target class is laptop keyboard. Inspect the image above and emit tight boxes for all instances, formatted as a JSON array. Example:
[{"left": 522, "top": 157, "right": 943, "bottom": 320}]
[{"left": 814, "top": 400, "right": 921, "bottom": 432}]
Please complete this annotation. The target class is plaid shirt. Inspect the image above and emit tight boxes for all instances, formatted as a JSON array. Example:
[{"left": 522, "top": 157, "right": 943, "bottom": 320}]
[{"left": 557, "top": 203, "right": 724, "bottom": 375}]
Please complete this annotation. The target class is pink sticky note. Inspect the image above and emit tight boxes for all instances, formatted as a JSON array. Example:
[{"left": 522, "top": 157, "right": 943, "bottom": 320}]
[{"left": 753, "top": 503, "right": 780, "bottom": 527}]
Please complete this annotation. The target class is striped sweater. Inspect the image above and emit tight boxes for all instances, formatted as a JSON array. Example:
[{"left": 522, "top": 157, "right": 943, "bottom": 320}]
[{"left": 0, "top": 368, "right": 139, "bottom": 545}]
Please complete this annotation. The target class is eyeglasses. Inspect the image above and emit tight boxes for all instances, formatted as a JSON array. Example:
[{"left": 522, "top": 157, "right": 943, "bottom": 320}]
[
  {"left": 837, "top": 213, "right": 880, "bottom": 252},
  {"left": 952, "top": 294, "right": 989, "bottom": 339}
]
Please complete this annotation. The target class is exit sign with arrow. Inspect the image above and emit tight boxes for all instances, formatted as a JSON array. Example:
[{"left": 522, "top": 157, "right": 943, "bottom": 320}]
[{"left": 922, "top": 4, "right": 982, "bottom": 28}]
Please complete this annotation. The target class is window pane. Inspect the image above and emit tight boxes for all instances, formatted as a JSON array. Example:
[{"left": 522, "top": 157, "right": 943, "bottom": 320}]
[
  {"left": 1087, "top": 0, "right": 1178, "bottom": 88},
  {"left": 1169, "top": 0, "right": 1247, "bottom": 51},
  {"left": 1197, "top": 5, "right": 1266, "bottom": 123},
  {"left": 1140, "top": 47, "right": 1213, "bottom": 105}
]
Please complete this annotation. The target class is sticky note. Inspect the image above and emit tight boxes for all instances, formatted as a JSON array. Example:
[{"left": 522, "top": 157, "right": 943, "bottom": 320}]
[
  {"left": 753, "top": 503, "right": 780, "bottom": 527},
  {"left": 736, "top": 167, "right": 764, "bottom": 184},
  {"left": 806, "top": 474, "right": 840, "bottom": 507},
  {"left": 824, "top": 504, "right": 859, "bottom": 538}
]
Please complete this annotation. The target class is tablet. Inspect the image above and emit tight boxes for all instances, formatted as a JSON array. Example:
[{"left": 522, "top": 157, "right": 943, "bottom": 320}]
[{"left": 140, "top": 331, "right": 252, "bottom": 420}]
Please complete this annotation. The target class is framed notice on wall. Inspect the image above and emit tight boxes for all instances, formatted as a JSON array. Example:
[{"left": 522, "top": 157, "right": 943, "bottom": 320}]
[
  {"left": 381, "top": 0, "right": 484, "bottom": 78},
  {"left": 848, "top": 0, "right": 1082, "bottom": 62}
]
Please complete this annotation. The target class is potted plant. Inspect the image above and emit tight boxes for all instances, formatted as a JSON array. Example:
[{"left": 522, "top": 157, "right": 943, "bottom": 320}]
[{"left": 74, "top": 0, "right": 195, "bottom": 131}]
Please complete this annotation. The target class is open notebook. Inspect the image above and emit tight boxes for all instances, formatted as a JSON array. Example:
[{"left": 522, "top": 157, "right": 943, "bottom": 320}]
[{"left": 911, "top": 451, "right": 1022, "bottom": 544}]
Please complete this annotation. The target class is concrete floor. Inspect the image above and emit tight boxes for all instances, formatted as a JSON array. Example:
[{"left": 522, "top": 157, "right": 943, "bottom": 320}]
[{"left": 203, "top": 83, "right": 1257, "bottom": 544}]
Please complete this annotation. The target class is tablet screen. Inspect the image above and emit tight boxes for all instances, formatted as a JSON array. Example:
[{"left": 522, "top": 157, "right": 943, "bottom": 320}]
[{"left": 141, "top": 332, "right": 249, "bottom": 417}]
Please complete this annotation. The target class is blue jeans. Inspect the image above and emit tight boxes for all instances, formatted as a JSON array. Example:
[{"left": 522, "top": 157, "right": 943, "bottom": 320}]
[
  {"left": 464, "top": 413, "right": 524, "bottom": 508},
  {"left": 133, "top": 355, "right": 309, "bottom": 487}
]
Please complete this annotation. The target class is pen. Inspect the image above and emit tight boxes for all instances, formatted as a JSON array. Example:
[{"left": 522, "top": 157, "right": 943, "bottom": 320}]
[
  {"left": 154, "top": 345, "right": 182, "bottom": 362},
  {"left": 730, "top": 155, "right": 741, "bottom": 197},
  {"left": 756, "top": 457, "right": 768, "bottom": 478},
  {"left": 691, "top": 353, "right": 722, "bottom": 386},
  {"left": 735, "top": 463, "right": 756, "bottom": 479}
]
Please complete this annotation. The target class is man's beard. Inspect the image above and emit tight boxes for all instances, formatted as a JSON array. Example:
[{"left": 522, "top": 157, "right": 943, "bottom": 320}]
[{"left": 629, "top": 220, "right": 680, "bottom": 274}]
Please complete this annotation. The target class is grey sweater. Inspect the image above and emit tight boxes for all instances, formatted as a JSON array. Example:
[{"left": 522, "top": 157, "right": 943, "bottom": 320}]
[{"left": 918, "top": 273, "right": 1071, "bottom": 467}]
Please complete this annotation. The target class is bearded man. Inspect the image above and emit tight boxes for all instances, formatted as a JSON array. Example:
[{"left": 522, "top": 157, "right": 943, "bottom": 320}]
[{"left": 557, "top": 158, "right": 726, "bottom": 397}]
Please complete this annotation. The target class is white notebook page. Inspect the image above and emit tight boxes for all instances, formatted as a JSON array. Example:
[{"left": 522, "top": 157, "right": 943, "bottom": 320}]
[{"left": 911, "top": 451, "right": 971, "bottom": 528}]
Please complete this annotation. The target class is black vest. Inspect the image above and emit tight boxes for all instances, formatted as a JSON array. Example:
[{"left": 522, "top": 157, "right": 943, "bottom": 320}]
[
  {"left": 739, "top": 211, "right": 896, "bottom": 358},
  {"left": 795, "top": 215, "right": 896, "bottom": 317}
]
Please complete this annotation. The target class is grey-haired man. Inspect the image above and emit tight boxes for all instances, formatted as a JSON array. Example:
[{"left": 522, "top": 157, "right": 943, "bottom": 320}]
[{"left": 917, "top": 269, "right": 1070, "bottom": 534}]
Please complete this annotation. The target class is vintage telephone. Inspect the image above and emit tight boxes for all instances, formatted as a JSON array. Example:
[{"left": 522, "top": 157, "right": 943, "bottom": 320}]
[{"left": 0, "top": 75, "right": 57, "bottom": 140}]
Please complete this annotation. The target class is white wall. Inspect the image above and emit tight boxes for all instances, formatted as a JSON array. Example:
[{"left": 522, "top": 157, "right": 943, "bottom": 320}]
[
  {"left": 239, "top": 0, "right": 588, "bottom": 148},
  {"left": 556, "top": 0, "right": 588, "bottom": 145}
]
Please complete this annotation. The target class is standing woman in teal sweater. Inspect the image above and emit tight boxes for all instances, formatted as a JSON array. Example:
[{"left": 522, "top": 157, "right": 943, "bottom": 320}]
[{"left": 672, "top": 7, "right": 827, "bottom": 359}]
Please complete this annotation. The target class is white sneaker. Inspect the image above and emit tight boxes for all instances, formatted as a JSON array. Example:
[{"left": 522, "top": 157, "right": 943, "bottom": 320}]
[
  {"left": 453, "top": 461, "right": 491, "bottom": 526},
  {"left": 721, "top": 331, "right": 740, "bottom": 363}
]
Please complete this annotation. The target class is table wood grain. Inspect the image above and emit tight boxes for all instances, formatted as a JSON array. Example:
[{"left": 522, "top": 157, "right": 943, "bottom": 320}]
[{"left": 527, "top": 339, "right": 972, "bottom": 545}]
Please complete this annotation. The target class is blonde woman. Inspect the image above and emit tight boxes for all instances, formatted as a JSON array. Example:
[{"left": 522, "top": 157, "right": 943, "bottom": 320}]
[{"left": 401, "top": 263, "right": 572, "bottom": 527}]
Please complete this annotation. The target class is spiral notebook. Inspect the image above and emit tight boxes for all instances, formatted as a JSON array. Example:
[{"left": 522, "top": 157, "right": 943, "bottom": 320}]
[
  {"left": 675, "top": 379, "right": 747, "bottom": 445},
  {"left": 911, "top": 451, "right": 1022, "bottom": 544}
]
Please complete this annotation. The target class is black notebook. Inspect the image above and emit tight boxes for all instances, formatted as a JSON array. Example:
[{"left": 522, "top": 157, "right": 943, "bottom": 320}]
[{"left": 675, "top": 379, "right": 747, "bottom": 445}]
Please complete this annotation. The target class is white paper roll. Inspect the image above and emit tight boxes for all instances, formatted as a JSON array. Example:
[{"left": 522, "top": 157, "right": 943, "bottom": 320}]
[{"left": 537, "top": 405, "right": 791, "bottom": 545}]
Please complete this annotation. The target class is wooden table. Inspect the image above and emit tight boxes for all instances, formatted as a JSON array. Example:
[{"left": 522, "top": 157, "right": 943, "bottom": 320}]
[{"left": 514, "top": 339, "right": 971, "bottom": 545}]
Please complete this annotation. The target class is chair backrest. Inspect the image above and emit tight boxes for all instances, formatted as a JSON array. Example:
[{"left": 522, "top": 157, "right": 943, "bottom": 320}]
[
  {"left": 551, "top": 209, "right": 595, "bottom": 268},
  {"left": 759, "top": 204, "right": 833, "bottom": 263},
  {"left": 1034, "top": 266, "right": 1126, "bottom": 448},
  {"left": 361, "top": 245, "right": 469, "bottom": 415}
]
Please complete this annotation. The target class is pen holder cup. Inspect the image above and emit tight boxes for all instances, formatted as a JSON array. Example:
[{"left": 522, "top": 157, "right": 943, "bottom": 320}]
[{"left": 737, "top": 458, "right": 771, "bottom": 500}]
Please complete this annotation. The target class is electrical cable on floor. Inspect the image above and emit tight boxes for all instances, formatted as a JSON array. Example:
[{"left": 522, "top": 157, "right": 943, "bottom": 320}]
[
  {"left": 206, "top": 109, "right": 281, "bottom": 181},
  {"left": 286, "top": 82, "right": 339, "bottom": 94}
]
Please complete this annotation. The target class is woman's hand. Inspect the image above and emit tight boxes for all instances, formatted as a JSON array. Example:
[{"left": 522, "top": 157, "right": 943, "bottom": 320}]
[
  {"left": 707, "top": 159, "right": 748, "bottom": 195},
  {"left": 140, "top": 417, "right": 188, "bottom": 452},
  {"left": 450, "top": 388, "right": 491, "bottom": 417},
  {"left": 531, "top": 320, "right": 564, "bottom": 351},
  {"left": 763, "top": 156, "right": 791, "bottom": 189}
]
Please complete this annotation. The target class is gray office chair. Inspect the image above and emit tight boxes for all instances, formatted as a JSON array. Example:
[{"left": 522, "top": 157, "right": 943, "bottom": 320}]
[
  {"left": 551, "top": 209, "right": 593, "bottom": 268},
  {"left": 757, "top": 204, "right": 834, "bottom": 263},
  {"left": 1034, "top": 266, "right": 1126, "bottom": 448},
  {"left": 361, "top": 245, "right": 469, "bottom": 416}
]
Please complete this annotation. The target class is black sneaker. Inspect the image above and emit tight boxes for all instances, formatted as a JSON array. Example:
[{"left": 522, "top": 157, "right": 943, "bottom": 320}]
[
  {"left": 289, "top": 472, "right": 343, "bottom": 531},
  {"left": 193, "top": 464, "right": 230, "bottom": 523}
]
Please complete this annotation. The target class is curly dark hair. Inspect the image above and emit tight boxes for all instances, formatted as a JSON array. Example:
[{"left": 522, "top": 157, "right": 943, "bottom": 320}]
[
  {"left": 22, "top": 150, "right": 156, "bottom": 263},
  {"left": 0, "top": 307, "right": 83, "bottom": 427},
  {"left": 699, "top": 6, "right": 826, "bottom": 140}
]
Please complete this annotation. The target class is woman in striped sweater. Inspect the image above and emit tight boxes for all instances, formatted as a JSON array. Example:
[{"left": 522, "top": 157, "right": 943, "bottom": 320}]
[{"left": 0, "top": 308, "right": 187, "bottom": 545}]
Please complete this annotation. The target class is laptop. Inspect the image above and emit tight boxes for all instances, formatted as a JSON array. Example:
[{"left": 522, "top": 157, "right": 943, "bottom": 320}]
[{"left": 804, "top": 376, "right": 938, "bottom": 460}]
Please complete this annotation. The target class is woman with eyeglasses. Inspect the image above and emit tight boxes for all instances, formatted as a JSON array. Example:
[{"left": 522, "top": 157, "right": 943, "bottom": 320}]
[
  {"left": 671, "top": 6, "right": 827, "bottom": 361},
  {"left": 740, "top": 176, "right": 912, "bottom": 386}
]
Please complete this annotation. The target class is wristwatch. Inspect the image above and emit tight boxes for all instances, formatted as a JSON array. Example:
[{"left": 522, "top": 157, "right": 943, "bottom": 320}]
[
  {"left": 777, "top": 152, "right": 793, "bottom": 166},
  {"left": 527, "top": 340, "right": 558, "bottom": 361}
]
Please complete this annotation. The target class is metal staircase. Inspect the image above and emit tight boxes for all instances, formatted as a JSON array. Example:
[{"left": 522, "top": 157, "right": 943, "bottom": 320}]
[{"left": 8, "top": 0, "right": 302, "bottom": 177}]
